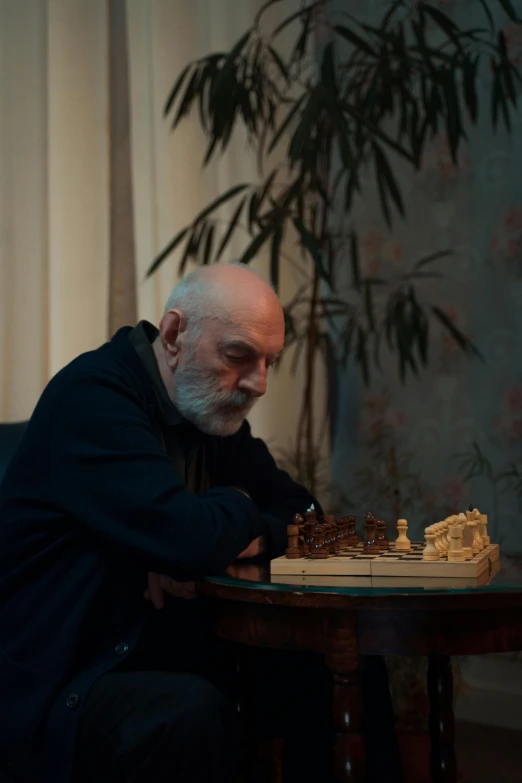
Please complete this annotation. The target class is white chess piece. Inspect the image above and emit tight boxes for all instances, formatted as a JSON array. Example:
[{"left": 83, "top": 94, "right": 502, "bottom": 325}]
[
  {"left": 423, "top": 526, "right": 440, "bottom": 561},
  {"left": 448, "top": 523, "right": 465, "bottom": 562},
  {"left": 435, "top": 522, "right": 446, "bottom": 555},
  {"left": 395, "top": 519, "right": 411, "bottom": 551},
  {"left": 480, "top": 513, "right": 490, "bottom": 546},
  {"left": 467, "top": 516, "right": 480, "bottom": 554},
  {"left": 459, "top": 512, "right": 473, "bottom": 557},
  {"left": 472, "top": 510, "right": 484, "bottom": 550}
]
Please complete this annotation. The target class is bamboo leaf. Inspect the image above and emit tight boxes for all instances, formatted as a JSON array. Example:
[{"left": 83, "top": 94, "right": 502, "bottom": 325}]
[
  {"left": 267, "top": 45, "right": 289, "bottom": 82},
  {"left": 172, "top": 67, "right": 201, "bottom": 127},
  {"left": 248, "top": 191, "right": 260, "bottom": 234},
  {"left": 272, "top": 7, "right": 309, "bottom": 38},
  {"left": 342, "top": 101, "right": 416, "bottom": 164},
  {"left": 195, "top": 184, "right": 249, "bottom": 223},
  {"left": 477, "top": 0, "right": 494, "bottom": 31},
  {"left": 442, "top": 69, "right": 462, "bottom": 162},
  {"left": 258, "top": 169, "right": 278, "bottom": 211},
  {"left": 270, "top": 227, "right": 283, "bottom": 292},
  {"left": 164, "top": 64, "right": 192, "bottom": 117},
  {"left": 492, "top": 67, "right": 501, "bottom": 129},
  {"left": 373, "top": 143, "right": 405, "bottom": 219},
  {"left": 422, "top": 4, "right": 462, "bottom": 50},
  {"left": 463, "top": 56, "right": 479, "bottom": 124},
  {"left": 268, "top": 95, "right": 306, "bottom": 154},
  {"left": 202, "top": 223, "right": 214, "bottom": 265},
  {"left": 293, "top": 218, "right": 330, "bottom": 284},
  {"left": 414, "top": 249, "right": 453, "bottom": 268},
  {"left": 364, "top": 281, "right": 375, "bottom": 332},
  {"left": 238, "top": 225, "right": 273, "bottom": 265},
  {"left": 357, "top": 327, "right": 370, "bottom": 384},
  {"left": 431, "top": 306, "right": 483, "bottom": 359},
  {"left": 334, "top": 24, "right": 377, "bottom": 57},
  {"left": 497, "top": 0, "right": 522, "bottom": 22},
  {"left": 215, "top": 198, "right": 245, "bottom": 260},
  {"left": 255, "top": 0, "right": 284, "bottom": 26},
  {"left": 146, "top": 228, "right": 189, "bottom": 277}
]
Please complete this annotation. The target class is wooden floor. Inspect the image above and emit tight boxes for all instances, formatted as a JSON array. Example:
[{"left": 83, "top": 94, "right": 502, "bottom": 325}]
[{"left": 456, "top": 721, "right": 522, "bottom": 783}]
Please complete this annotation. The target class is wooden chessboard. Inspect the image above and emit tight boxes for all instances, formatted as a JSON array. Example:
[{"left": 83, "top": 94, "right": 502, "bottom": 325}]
[{"left": 270, "top": 541, "right": 500, "bottom": 578}]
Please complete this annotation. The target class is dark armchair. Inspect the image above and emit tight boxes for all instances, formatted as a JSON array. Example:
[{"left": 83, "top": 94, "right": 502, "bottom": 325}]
[{"left": 0, "top": 421, "right": 28, "bottom": 486}]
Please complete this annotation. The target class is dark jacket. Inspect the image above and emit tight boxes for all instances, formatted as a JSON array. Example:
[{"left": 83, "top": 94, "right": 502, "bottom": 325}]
[{"left": 0, "top": 325, "right": 315, "bottom": 783}]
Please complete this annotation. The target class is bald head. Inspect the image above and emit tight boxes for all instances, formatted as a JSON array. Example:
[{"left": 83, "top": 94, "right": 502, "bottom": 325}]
[
  {"left": 163, "top": 263, "right": 282, "bottom": 333},
  {"left": 154, "top": 263, "right": 285, "bottom": 436}
]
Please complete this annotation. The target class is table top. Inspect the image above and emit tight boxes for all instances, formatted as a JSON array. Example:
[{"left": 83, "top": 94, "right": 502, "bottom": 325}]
[{"left": 198, "top": 554, "right": 522, "bottom": 609}]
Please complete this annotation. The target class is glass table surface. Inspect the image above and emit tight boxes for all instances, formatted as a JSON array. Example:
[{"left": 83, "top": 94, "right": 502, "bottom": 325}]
[{"left": 204, "top": 555, "right": 522, "bottom": 596}]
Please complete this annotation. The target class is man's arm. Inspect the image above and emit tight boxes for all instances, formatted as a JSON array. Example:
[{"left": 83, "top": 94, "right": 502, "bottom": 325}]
[
  {"left": 48, "top": 371, "right": 270, "bottom": 580},
  {"left": 218, "top": 421, "right": 321, "bottom": 556}
]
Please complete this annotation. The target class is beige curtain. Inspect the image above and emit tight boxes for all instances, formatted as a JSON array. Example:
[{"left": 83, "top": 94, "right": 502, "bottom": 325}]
[
  {"left": 0, "top": 0, "right": 324, "bottom": 460},
  {"left": 0, "top": 0, "right": 109, "bottom": 420}
]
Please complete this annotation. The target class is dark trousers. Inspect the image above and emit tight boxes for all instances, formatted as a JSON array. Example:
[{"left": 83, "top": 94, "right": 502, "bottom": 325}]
[
  {"left": 71, "top": 599, "right": 403, "bottom": 783},
  {"left": 70, "top": 670, "right": 238, "bottom": 783}
]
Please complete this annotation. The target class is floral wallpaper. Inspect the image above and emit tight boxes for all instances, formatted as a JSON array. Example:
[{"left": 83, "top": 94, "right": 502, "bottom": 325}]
[{"left": 331, "top": 0, "right": 522, "bottom": 552}]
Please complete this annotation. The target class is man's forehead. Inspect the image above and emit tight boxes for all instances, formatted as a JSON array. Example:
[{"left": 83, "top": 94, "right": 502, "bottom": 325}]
[{"left": 217, "top": 323, "right": 284, "bottom": 354}]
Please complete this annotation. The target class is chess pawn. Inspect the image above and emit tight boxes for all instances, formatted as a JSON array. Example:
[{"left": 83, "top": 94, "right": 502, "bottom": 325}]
[
  {"left": 433, "top": 523, "right": 445, "bottom": 553},
  {"left": 363, "top": 514, "right": 379, "bottom": 554},
  {"left": 323, "top": 514, "right": 338, "bottom": 554},
  {"left": 376, "top": 519, "right": 390, "bottom": 551},
  {"left": 438, "top": 522, "right": 449, "bottom": 554},
  {"left": 348, "top": 515, "right": 358, "bottom": 546},
  {"left": 445, "top": 517, "right": 456, "bottom": 548},
  {"left": 285, "top": 523, "right": 302, "bottom": 559},
  {"left": 423, "top": 527, "right": 440, "bottom": 561},
  {"left": 480, "top": 513, "right": 490, "bottom": 546},
  {"left": 459, "top": 513, "right": 473, "bottom": 558},
  {"left": 309, "top": 521, "right": 328, "bottom": 559},
  {"left": 335, "top": 518, "right": 346, "bottom": 550},
  {"left": 304, "top": 519, "right": 316, "bottom": 555},
  {"left": 395, "top": 519, "right": 411, "bottom": 551},
  {"left": 447, "top": 523, "right": 465, "bottom": 562}
]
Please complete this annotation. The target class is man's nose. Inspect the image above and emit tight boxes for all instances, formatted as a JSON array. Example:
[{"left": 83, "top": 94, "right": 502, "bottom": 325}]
[{"left": 238, "top": 366, "right": 267, "bottom": 398}]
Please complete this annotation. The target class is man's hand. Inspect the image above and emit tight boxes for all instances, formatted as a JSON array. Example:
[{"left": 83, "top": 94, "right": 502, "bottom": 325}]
[
  {"left": 237, "top": 536, "right": 266, "bottom": 559},
  {"left": 144, "top": 572, "right": 197, "bottom": 609}
]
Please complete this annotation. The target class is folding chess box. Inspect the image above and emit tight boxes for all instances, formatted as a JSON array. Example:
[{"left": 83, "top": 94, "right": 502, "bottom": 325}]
[{"left": 270, "top": 541, "right": 500, "bottom": 578}]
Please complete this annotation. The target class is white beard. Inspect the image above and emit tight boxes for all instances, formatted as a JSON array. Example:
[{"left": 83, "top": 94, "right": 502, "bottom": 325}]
[{"left": 173, "top": 348, "right": 256, "bottom": 436}]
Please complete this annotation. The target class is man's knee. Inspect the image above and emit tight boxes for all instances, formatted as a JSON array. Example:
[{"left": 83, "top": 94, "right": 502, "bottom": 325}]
[{"left": 168, "top": 673, "right": 238, "bottom": 734}]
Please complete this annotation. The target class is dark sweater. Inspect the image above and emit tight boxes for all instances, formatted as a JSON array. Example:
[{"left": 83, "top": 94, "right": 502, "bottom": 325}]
[{"left": 0, "top": 325, "right": 315, "bottom": 783}]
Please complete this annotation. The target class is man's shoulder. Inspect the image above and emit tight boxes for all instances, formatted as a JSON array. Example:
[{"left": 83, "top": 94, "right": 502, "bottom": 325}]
[{"left": 40, "top": 327, "right": 149, "bottom": 409}]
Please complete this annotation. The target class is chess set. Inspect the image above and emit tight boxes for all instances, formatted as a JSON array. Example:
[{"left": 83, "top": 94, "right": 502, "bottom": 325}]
[{"left": 270, "top": 506, "right": 500, "bottom": 579}]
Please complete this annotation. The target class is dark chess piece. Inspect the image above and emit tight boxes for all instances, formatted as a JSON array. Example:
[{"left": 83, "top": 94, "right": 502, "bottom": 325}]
[
  {"left": 335, "top": 517, "right": 346, "bottom": 551},
  {"left": 347, "top": 515, "right": 358, "bottom": 546},
  {"left": 285, "top": 513, "right": 304, "bottom": 559},
  {"left": 376, "top": 519, "right": 390, "bottom": 551},
  {"left": 363, "top": 512, "right": 379, "bottom": 554},
  {"left": 323, "top": 514, "right": 338, "bottom": 554},
  {"left": 309, "top": 519, "right": 329, "bottom": 559}
]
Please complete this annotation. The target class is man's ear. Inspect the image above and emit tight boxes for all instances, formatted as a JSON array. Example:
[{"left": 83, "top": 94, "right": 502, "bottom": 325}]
[{"left": 159, "top": 309, "right": 186, "bottom": 369}]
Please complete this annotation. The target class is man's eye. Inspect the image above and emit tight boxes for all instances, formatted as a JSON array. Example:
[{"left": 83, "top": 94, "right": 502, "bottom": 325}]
[{"left": 226, "top": 354, "right": 246, "bottom": 363}]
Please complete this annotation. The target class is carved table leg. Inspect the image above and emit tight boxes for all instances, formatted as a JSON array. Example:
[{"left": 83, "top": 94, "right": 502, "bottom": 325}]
[
  {"left": 427, "top": 656, "right": 457, "bottom": 783},
  {"left": 325, "top": 613, "right": 365, "bottom": 783}
]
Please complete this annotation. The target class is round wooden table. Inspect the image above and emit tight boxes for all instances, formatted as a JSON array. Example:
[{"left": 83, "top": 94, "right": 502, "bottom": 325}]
[{"left": 197, "top": 555, "right": 522, "bottom": 783}]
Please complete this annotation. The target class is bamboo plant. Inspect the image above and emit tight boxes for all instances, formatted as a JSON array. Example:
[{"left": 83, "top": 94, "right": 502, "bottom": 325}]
[{"left": 147, "top": 0, "right": 521, "bottom": 494}]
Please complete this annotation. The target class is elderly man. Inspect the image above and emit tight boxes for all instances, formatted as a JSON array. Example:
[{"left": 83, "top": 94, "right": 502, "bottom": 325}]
[{"left": 0, "top": 264, "right": 318, "bottom": 783}]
